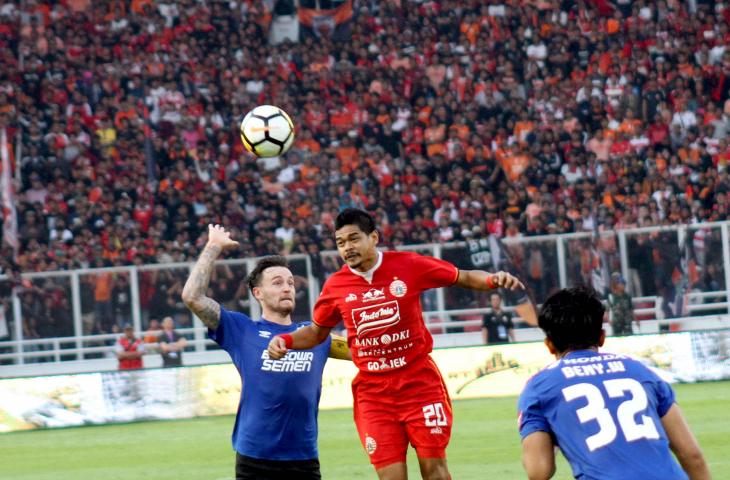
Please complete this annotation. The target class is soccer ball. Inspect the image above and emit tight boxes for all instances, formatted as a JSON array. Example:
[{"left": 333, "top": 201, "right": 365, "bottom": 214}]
[{"left": 239, "top": 105, "right": 295, "bottom": 158}]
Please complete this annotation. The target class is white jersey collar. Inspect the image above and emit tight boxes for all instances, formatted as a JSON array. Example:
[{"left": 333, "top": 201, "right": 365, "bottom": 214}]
[{"left": 348, "top": 250, "right": 383, "bottom": 284}]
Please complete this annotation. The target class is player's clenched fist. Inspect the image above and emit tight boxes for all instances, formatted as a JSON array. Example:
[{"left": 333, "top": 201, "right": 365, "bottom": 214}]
[
  {"left": 207, "top": 224, "right": 239, "bottom": 250},
  {"left": 267, "top": 336, "right": 288, "bottom": 360},
  {"left": 488, "top": 271, "right": 525, "bottom": 290}
]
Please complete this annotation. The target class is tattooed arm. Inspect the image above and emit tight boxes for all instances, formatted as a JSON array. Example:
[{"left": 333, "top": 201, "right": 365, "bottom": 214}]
[{"left": 182, "top": 225, "right": 239, "bottom": 330}]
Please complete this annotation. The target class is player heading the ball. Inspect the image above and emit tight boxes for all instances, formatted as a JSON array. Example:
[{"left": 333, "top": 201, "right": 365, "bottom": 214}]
[{"left": 268, "top": 208, "right": 524, "bottom": 480}]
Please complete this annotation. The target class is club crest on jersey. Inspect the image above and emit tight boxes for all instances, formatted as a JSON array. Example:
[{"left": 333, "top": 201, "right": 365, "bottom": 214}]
[
  {"left": 361, "top": 288, "right": 386, "bottom": 302},
  {"left": 351, "top": 300, "right": 401, "bottom": 335},
  {"left": 345, "top": 293, "right": 357, "bottom": 303},
  {"left": 389, "top": 279, "right": 407, "bottom": 297},
  {"left": 365, "top": 436, "right": 377, "bottom": 455}
]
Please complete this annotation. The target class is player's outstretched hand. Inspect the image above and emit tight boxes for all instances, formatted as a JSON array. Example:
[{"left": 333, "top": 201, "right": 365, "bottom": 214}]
[
  {"left": 267, "top": 336, "right": 288, "bottom": 360},
  {"left": 207, "top": 224, "right": 239, "bottom": 251},
  {"left": 490, "top": 271, "right": 526, "bottom": 290}
]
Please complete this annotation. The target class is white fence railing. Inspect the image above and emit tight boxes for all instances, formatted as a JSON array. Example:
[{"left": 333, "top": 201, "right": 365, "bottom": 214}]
[{"left": 1, "top": 221, "right": 729, "bottom": 368}]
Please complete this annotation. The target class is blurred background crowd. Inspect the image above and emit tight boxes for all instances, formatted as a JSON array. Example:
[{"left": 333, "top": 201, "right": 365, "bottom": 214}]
[{"left": 0, "top": 0, "right": 729, "bottom": 338}]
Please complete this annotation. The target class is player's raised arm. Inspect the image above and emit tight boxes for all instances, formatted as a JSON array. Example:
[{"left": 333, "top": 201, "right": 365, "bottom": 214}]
[
  {"left": 455, "top": 269, "right": 525, "bottom": 291},
  {"left": 267, "top": 323, "right": 332, "bottom": 359},
  {"left": 661, "top": 404, "right": 712, "bottom": 480},
  {"left": 182, "top": 224, "right": 239, "bottom": 330}
]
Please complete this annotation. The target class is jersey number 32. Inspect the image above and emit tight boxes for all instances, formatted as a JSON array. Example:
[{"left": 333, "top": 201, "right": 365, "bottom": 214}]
[{"left": 562, "top": 378, "right": 660, "bottom": 451}]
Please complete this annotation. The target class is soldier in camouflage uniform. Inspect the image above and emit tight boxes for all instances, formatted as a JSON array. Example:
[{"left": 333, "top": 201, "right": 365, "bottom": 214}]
[{"left": 608, "top": 273, "right": 635, "bottom": 336}]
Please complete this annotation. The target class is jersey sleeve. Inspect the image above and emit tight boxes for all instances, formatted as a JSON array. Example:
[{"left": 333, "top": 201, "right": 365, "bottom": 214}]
[
  {"left": 208, "top": 308, "right": 252, "bottom": 354},
  {"left": 313, "top": 283, "right": 342, "bottom": 328},
  {"left": 409, "top": 252, "right": 459, "bottom": 290},
  {"left": 517, "top": 380, "right": 552, "bottom": 440},
  {"left": 646, "top": 369, "right": 676, "bottom": 417}
]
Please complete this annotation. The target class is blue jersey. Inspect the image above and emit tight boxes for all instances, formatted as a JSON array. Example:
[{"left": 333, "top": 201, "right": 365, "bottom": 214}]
[
  {"left": 209, "top": 308, "right": 332, "bottom": 461},
  {"left": 518, "top": 350, "right": 687, "bottom": 480}
]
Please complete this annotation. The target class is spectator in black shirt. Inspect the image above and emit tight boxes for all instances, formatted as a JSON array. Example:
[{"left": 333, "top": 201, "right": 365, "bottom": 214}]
[
  {"left": 158, "top": 316, "right": 187, "bottom": 368},
  {"left": 482, "top": 292, "right": 514, "bottom": 345}
]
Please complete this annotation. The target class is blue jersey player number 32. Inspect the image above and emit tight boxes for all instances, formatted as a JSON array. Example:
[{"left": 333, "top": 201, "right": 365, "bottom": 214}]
[{"left": 518, "top": 287, "right": 711, "bottom": 480}]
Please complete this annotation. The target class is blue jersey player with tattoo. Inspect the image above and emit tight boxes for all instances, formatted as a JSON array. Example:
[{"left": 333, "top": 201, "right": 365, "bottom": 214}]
[{"left": 183, "top": 225, "right": 350, "bottom": 480}]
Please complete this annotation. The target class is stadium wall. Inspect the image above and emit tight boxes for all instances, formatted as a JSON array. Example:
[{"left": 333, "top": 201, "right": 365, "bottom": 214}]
[{"left": 1, "top": 329, "right": 729, "bottom": 433}]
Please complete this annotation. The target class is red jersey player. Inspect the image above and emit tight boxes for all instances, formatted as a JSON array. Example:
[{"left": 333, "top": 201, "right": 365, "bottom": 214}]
[{"left": 268, "top": 208, "right": 524, "bottom": 480}]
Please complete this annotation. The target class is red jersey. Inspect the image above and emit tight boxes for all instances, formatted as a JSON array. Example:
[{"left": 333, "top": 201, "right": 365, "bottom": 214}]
[
  {"left": 118, "top": 337, "right": 143, "bottom": 370},
  {"left": 314, "top": 251, "right": 458, "bottom": 374}
]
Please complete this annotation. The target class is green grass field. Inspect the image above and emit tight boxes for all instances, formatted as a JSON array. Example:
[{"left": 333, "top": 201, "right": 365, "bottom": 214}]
[{"left": 1, "top": 381, "right": 729, "bottom": 480}]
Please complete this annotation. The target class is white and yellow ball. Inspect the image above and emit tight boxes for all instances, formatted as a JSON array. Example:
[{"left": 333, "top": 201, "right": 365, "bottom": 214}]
[{"left": 239, "top": 105, "right": 295, "bottom": 158}]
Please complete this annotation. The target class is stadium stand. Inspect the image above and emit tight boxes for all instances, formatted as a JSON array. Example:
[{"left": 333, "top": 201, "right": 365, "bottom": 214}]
[{"left": 0, "top": 0, "right": 729, "bottom": 347}]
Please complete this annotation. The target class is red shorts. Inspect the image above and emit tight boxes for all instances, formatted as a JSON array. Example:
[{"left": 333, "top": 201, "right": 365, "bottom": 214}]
[{"left": 351, "top": 355, "right": 452, "bottom": 469}]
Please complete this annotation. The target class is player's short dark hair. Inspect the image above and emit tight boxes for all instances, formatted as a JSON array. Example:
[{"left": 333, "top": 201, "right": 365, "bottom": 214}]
[
  {"left": 246, "top": 255, "right": 289, "bottom": 292},
  {"left": 335, "top": 208, "right": 376, "bottom": 234},
  {"left": 538, "top": 286, "right": 605, "bottom": 353}
]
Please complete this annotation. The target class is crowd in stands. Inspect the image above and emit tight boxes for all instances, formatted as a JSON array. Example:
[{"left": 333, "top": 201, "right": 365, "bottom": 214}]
[{"left": 0, "top": 0, "right": 729, "bottom": 337}]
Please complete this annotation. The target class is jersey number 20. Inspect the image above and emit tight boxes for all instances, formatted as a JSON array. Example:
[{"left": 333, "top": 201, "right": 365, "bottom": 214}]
[
  {"left": 422, "top": 403, "right": 448, "bottom": 427},
  {"left": 562, "top": 378, "right": 660, "bottom": 451}
]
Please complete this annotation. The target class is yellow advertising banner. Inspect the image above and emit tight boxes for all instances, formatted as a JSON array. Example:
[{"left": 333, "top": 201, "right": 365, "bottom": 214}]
[
  {"left": 0, "top": 330, "right": 720, "bottom": 432},
  {"left": 192, "top": 363, "right": 242, "bottom": 416},
  {"left": 316, "top": 343, "right": 554, "bottom": 410},
  {"left": 312, "top": 331, "right": 698, "bottom": 409}
]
